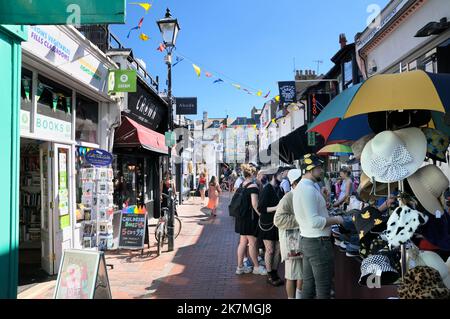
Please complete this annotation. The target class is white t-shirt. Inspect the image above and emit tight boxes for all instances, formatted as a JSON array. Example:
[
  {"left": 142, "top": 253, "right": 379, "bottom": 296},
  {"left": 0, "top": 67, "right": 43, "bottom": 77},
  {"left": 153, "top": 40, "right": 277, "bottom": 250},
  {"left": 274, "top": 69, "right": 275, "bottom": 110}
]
[{"left": 234, "top": 176, "right": 244, "bottom": 189}]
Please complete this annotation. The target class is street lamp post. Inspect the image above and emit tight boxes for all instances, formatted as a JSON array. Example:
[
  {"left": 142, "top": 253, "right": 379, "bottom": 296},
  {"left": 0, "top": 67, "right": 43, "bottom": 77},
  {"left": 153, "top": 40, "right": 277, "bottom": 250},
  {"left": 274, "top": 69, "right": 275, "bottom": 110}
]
[{"left": 157, "top": 8, "right": 180, "bottom": 252}]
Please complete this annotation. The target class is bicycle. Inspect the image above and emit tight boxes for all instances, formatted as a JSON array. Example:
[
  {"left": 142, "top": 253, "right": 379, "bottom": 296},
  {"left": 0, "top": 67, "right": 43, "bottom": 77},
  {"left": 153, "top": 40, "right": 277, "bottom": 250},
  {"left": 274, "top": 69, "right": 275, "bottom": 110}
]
[{"left": 155, "top": 193, "right": 182, "bottom": 256}]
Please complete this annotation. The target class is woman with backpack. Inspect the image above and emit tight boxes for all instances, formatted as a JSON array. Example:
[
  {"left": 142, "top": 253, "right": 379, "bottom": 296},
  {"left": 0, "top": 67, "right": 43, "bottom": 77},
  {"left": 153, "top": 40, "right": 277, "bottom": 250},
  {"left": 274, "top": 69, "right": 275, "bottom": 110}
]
[
  {"left": 234, "top": 164, "right": 267, "bottom": 276},
  {"left": 258, "top": 167, "right": 285, "bottom": 286}
]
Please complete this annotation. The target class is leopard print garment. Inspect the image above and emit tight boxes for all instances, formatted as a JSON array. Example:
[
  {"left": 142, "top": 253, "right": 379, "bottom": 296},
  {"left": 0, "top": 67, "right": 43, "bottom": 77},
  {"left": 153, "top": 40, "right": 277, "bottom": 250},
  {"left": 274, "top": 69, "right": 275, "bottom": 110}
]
[{"left": 398, "top": 266, "right": 450, "bottom": 299}]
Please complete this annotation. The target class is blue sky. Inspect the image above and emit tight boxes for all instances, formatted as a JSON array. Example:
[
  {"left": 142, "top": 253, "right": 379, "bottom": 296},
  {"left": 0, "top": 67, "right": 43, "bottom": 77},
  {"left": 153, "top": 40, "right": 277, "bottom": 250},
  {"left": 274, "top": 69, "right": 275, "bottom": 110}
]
[{"left": 111, "top": 0, "right": 389, "bottom": 119}]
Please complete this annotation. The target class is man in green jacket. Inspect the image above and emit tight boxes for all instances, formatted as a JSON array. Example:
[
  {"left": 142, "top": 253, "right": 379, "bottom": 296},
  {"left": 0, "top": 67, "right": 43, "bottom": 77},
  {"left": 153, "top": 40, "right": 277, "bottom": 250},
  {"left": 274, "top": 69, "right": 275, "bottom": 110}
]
[{"left": 274, "top": 169, "right": 303, "bottom": 299}]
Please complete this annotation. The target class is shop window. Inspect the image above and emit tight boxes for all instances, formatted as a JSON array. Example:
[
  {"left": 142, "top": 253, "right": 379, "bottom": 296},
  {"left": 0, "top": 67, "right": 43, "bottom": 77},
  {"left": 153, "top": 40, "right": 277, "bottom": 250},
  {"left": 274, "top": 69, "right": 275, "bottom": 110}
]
[
  {"left": 76, "top": 94, "right": 99, "bottom": 144},
  {"left": 112, "top": 155, "right": 147, "bottom": 208},
  {"left": 343, "top": 61, "right": 353, "bottom": 89},
  {"left": 37, "top": 74, "right": 72, "bottom": 122}
]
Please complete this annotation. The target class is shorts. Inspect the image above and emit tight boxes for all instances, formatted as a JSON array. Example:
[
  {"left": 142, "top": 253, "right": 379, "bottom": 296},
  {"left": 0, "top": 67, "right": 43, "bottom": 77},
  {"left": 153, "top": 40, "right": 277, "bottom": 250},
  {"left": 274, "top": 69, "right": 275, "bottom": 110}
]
[
  {"left": 285, "top": 258, "right": 303, "bottom": 281},
  {"left": 199, "top": 184, "right": 206, "bottom": 190}
]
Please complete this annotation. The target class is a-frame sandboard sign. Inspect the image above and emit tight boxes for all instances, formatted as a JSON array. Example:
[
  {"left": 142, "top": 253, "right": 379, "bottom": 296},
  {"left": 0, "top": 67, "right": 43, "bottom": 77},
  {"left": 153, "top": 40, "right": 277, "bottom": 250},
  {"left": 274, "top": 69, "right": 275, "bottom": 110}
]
[{"left": 54, "top": 249, "right": 112, "bottom": 299}]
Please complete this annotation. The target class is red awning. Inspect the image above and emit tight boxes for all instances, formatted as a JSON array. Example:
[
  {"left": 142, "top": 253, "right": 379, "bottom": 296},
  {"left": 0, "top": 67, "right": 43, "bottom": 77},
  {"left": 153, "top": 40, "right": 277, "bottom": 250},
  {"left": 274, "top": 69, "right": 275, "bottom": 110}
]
[{"left": 114, "top": 116, "right": 168, "bottom": 155}]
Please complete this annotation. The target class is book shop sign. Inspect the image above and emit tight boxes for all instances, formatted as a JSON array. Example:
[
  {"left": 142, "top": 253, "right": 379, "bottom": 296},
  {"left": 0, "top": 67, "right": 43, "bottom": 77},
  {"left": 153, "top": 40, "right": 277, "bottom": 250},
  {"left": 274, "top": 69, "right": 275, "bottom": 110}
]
[{"left": 85, "top": 149, "right": 113, "bottom": 167}]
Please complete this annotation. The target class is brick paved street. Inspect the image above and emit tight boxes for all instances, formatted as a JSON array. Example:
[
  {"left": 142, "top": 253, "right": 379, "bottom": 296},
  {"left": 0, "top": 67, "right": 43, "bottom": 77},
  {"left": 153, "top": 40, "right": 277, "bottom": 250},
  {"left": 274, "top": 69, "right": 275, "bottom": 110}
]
[{"left": 18, "top": 192, "right": 286, "bottom": 299}]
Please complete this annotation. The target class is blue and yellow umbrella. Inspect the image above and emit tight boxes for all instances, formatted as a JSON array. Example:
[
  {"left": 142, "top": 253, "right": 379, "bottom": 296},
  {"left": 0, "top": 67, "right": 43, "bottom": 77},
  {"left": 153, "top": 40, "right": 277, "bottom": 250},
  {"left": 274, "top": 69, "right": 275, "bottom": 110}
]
[{"left": 309, "top": 70, "right": 450, "bottom": 139}]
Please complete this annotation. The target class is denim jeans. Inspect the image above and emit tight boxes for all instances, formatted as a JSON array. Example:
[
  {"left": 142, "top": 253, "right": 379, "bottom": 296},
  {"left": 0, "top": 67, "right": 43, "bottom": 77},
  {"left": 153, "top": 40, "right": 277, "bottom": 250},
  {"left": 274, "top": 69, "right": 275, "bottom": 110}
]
[{"left": 300, "top": 237, "right": 334, "bottom": 299}]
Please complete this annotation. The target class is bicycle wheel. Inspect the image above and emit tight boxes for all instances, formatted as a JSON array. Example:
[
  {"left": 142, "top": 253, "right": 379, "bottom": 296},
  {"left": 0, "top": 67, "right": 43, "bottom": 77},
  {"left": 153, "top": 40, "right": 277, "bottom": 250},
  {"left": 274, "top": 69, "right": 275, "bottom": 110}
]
[
  {"left": 156, "top": 232, "right": 162, "bottom": 256},
  {"left": 155, "top": 222, "right": 163, "bottom": 242},
  {"left": 174, "top": 216, "right": 182, "bottom": 239}
]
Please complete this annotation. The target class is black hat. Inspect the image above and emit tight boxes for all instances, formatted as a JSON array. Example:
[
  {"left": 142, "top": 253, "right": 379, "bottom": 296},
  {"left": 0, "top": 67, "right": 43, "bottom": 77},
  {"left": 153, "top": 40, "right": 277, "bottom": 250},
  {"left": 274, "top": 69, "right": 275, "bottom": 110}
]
[
  {"left": 300, "top": 154, "right": 324, "bottom": 171},
  {"left": 353, "top": 207, "right": 388, "bottom": 245}
]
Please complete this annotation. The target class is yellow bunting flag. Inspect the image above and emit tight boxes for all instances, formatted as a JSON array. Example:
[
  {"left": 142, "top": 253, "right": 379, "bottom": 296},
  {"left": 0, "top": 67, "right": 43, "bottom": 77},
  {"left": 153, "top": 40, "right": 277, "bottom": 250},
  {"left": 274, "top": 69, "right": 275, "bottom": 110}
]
[
  {"left": 253, "top": 124, "right": 257, "bottom": 129},
  {"left": 275, "top": 95, "right": 280, "bottom": 102},
  {"left": 232, "top": 84, "right": 241, "bottom": 90},
  {"left": 130, "top": 2, "right": 152, "bottom": 12},
  {"left": 139, "top": 33, "right": 150, "bottom": 41},
  {"left": 193, "top": 64, "right": 201, "bottom": 77},
  {"left": 272, "top": 118, "right": 276, "bottom": 124},
  {"left": 256, "top": 90, "right": 262, "bottom": 97}
]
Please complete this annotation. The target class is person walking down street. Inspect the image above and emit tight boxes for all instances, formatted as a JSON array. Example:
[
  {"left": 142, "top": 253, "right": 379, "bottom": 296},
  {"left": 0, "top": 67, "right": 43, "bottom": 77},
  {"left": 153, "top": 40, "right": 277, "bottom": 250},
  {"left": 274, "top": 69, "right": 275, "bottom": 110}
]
[
  {"left": 293, "top": 154, "right": 344, "bottom": 299},
  {"left": 207, "top": 176, "right": 221, "bottom": 216},
  {"left": 198, "top": 173, "right": 207, "bottom": 205},
  {"left": 333, "top": 167, "right": 353, "bottom": 210},
  {"left": 274, "top": 169, "right": 304, "bottom": 299},
  {"left": 234, "top": 164, "right": 267, "bottom": 276},
  {"left": 258, "top": 167, "right": 285, "bottom": 286}
]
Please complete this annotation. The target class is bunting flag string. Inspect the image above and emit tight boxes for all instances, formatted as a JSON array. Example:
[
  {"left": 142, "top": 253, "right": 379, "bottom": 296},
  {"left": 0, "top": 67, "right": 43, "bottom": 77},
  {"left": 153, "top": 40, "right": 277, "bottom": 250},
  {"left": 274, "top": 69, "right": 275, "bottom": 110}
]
[
  {"left": 213, "top": 78, "right": 224, "bottom": 84},
  {"left": 205, "top": 72, "right": 213, "bottom": 78},
  {"left": 172, "top": 56, "right": 184, "bottom": 67},
  {"left": 156, "top": 43, "right": 166, "bottom": 52},
  {"left": 130, "top": 2, "right": 152, "bottom": 12},
  {"left": 139, "top": 33, "right": 150, "bottom": 41},
  {"left": 192, "top": 64, "right": 201, "bottom": 77},
  {"left": 127, "top": 17, "right": 144, "bottom": 39}
]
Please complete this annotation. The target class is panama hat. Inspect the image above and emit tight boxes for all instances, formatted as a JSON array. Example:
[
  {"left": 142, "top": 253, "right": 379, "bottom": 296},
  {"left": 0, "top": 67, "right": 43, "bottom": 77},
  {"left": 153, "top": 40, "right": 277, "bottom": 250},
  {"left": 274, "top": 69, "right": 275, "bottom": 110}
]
[
  {"left": 361, "top": 128, "right": 427, "bottom": 183},
  {"left": 407, "top": 165, "right": 449, "bottom": 216},
  {"left": 287, "top": 169, "right": 302, "bottom": 184},
  {"left": 415, "top": 251, "right": 450, "bottom": 289},
  {"left": 351, "top": 133, "right": 375, "bottom": 160},
  {"left": 357, "top": 172, "right": 397, "bottom": 202}
]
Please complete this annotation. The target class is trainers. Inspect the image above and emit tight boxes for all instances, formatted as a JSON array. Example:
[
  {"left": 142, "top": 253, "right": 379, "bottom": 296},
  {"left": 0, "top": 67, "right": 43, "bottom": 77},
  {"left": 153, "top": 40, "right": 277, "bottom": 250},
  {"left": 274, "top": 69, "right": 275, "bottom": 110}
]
[
  {"left": 334, "top": 239, "right": 342, "bottom": 246},
  {"left": 235, "top": 266, "right": 253, "bottom": 275},
  {"left": 253, "top": 265, "right": 268, "bottom": 275},
  {"left": 243, "top": 257, "right": 253, "bottom": 268},
  {"left": 339, "top": 241, "right": 347, "bottom": 251},
  {"left": 257, "top": 256, "right": 265, "bottom": 266}
]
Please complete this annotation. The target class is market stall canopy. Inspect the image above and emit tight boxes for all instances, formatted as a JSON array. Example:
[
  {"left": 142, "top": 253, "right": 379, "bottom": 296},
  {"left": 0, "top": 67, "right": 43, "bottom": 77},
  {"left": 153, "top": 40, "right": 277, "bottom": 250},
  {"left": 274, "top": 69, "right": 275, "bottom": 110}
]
[
  {"left": 261, "top": 125, "right": 323, "bottom": 164},
  {"left": 114, "top": 116, "right": 168, "bottom": 155},
  {"left": 309, "top": 70, "right": 450, "bottom": 138},
  {"left": 317, "top": 143, "right": 353, "bottom": 155}
]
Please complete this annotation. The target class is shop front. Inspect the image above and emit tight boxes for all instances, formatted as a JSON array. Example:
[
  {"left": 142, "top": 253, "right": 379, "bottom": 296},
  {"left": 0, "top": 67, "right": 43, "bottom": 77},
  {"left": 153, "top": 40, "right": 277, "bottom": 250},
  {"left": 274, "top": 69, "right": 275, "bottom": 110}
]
[
  {"left": 113, "top": 78, "right": 168, "bottom": 219},
  {"left": 17, "top": 25, "right": 119, "bottom": 288}
]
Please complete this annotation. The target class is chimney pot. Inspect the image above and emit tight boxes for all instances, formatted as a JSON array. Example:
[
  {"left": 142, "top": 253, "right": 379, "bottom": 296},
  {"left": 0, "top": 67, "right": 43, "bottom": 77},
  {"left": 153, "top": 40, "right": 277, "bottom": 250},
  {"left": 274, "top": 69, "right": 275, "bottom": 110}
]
[{"left": 339, "top": 33, "right": 347, "bottom": 48}]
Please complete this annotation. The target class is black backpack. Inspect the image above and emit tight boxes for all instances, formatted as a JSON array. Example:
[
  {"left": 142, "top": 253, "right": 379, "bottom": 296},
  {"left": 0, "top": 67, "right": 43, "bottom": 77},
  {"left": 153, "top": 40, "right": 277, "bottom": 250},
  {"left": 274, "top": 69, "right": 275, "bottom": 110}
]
[{"left": 228, "top": 183, "right": 251, "bottom": 218}]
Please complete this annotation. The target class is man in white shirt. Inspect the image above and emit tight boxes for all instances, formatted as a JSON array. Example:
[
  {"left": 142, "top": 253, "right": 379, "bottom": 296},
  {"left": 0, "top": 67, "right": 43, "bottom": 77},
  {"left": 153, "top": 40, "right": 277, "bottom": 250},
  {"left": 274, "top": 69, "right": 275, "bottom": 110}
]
[{"left": 293, "top": 154, "right": 344, "bottom": 299}]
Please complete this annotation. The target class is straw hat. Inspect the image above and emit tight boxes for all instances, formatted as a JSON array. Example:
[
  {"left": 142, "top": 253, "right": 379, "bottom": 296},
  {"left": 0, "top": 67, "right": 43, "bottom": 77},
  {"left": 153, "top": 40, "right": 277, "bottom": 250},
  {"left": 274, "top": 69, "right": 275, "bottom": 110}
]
[
  {"left": 361, "top": 128, "right": 427, "bottom": 183},
  {"left": 351, "top": 133, "right": 375, "bottom": 160},
  {"left": 415, "top": 251, "right": 450, "bottom": 289},
  {"left": 357, "top": 172, "right": 397, "bottom": 202},
  {"left": 407, "top": 164, "right": 449, "bottom": 216}
]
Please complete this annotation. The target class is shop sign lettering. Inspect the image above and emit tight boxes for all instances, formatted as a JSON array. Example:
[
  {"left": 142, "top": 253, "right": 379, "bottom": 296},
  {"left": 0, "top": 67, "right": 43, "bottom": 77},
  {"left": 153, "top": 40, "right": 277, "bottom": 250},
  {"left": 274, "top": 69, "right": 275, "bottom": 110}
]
[{"left": 35, "top": 114, "right": 72, "bottom": 141}]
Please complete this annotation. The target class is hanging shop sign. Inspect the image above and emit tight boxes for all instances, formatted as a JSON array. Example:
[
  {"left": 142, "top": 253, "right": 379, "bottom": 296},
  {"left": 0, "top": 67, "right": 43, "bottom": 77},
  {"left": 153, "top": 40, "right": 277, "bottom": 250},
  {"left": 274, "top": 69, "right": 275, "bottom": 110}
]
[
  {"left": 108, "top": 70, "right": 137, "bottom": 93},
  {"left": 307, "top": 132, "right": 316, "bottom": 146},
  {"left": 176, "top": 97, "right": 198, "bottom": 115},
  {"left": 54, "top": 250, "right": 112, "bottom": 299},
  {"left": 34, "top": 113, "right": 72, "bottom": 141},
  {"left": 0, "top": 1, "right": 125, "bottom": 25},
  {"left": 118, "top": 212, "right": 147, "bottom": 250},
  {"left": 127, "top": 80, "right": 167, "bottom": 130},
  {"left": 278, "top": 81, "right": 297, "bottom": 104},
  {"left": 85, "top": 149, "right": 113, "bottom": 167},
  {"left": 22, "top": 26, "right": 109, "bottom": 94}
]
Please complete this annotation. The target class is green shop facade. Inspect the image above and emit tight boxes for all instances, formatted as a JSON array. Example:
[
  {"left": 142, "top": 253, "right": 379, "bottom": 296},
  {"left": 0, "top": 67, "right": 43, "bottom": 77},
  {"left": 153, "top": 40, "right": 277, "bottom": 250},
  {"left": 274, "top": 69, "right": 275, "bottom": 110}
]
[{"left": 0, "top": 24, "right": 121, "bottom": 298}]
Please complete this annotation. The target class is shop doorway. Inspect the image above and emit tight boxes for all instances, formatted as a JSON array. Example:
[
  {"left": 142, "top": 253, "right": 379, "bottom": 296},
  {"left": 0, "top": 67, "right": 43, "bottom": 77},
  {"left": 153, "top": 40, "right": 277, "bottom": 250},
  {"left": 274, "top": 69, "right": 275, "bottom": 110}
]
[{"left": 18, "top": 138, "right": 73, "bottom": 292}]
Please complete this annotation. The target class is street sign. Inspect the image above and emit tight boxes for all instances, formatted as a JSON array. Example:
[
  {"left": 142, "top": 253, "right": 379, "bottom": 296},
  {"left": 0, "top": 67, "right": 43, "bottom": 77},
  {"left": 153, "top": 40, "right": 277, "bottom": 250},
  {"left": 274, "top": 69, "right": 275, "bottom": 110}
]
[
  {"left": 176, "top": 97, "right": 197, "bottom": 115},
  {"left": 165, "top": 131, "right": 176, "bottom": 148},
  {"left": 108, "top": 70, "right": 137, "bottom": 93},
  {"left": 0, "top": 0, "right": 126, "bottom": 25}
]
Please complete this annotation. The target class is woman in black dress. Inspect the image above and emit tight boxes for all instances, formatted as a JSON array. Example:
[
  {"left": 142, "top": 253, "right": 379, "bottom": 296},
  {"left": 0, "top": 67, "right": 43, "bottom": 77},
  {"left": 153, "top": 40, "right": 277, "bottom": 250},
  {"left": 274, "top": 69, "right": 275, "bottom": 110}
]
[
  {"left": 258, "top": 167, "right": 285, "bottom": 286},
  {"left": 234, "top": 164, "right": 267, "bottom": 275}
]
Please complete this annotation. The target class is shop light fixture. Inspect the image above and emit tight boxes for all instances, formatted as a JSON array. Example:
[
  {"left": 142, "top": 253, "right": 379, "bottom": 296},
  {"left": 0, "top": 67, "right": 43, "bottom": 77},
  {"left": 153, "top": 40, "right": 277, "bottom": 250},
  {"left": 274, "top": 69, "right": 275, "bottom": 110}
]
[{"left": 415, "top": 18, "right": 450, "bottom": 37}]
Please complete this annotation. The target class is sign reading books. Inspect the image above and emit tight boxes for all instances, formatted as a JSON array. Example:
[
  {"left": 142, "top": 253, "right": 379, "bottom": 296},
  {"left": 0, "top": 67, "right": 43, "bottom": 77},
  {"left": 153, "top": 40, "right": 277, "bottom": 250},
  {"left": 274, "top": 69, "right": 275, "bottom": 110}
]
[
  {"left": 0, "top": 0, "right": 126, "bottom": 25},
  {"left": 176, "top": 97, "right": 198, "bottom": 115},
  {"left": 108, "top": 70, "right": 137, "bottom": 93},
  {"left": 118, "top": 209, "right": 147, "bottom": 250},
  {"left": 54, "top": 250, "right": 112, "bottom": 299},
  {"left": 278, "top": 81, "right": 297, "bottom": 104}
]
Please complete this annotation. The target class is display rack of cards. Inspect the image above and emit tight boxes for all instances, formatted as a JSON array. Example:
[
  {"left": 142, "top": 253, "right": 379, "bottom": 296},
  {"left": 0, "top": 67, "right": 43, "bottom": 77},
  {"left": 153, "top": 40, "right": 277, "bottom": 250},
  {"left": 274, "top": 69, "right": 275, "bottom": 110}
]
[{"left": 80, "top": 167, "right": 115, "bottom": 251}]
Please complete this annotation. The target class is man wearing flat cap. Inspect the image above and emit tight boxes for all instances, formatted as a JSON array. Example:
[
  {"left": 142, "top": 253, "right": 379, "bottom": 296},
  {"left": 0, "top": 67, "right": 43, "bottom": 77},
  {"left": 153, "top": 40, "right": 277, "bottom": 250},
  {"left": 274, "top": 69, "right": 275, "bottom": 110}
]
[{"left": 293, "top": 154, "right": 344, "bottom": 299}]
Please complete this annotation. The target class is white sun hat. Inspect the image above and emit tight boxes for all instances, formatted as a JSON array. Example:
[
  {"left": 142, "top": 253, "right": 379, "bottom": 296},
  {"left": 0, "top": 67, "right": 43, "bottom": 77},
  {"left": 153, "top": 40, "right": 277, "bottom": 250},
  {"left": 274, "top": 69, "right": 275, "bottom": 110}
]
[
  {"left": 360, "top": 127, "right": 427, "bottom": 183},
  {"left": 287, "top": 169, "right": 302, "bottom": 184}
]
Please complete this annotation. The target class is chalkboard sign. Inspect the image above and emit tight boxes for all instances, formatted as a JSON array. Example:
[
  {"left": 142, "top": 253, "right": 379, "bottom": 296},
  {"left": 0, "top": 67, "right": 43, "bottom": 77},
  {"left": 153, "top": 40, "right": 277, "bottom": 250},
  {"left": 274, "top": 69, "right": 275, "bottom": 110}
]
[
  {"left": 54, "top": 250, "right": 112, "bottom": 299},
  {"left": 118, "top": 212, "right": 147, "bottom": 249}
]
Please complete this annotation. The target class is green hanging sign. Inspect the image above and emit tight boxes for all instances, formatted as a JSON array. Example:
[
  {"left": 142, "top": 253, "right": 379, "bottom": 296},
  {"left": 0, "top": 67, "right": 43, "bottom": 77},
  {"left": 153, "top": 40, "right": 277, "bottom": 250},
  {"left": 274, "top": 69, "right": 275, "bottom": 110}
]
[
  {"left": 22, "top": 78, "right": 30, "bottom": 101},
  {"left": 36, "top": 83, "right": 44, "bottom": 102},
  {"left": 52, "top": 93, "right": 58, "bottom": 112},
  {"left": 0, "top": 1, "right": 126, "bottom": 25},
  {"left": 65, "top": 97, "right": 71, "bottom": 114},
  {"left": 108, "top": 70, "right": 137, "bottom": 93},
  {"left": 307, "top": 132, "right": 316, "bottom": 146},
  {"left": 165, "top": 131, "right": 176, "bottom": 148}
]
